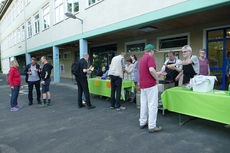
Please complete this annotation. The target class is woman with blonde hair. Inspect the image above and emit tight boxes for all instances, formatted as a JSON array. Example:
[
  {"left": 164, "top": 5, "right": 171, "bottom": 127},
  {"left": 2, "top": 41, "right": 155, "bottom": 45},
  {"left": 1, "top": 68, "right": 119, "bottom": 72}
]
[{"left": 8, "top": 60, "right": 22, "bottom": 111}]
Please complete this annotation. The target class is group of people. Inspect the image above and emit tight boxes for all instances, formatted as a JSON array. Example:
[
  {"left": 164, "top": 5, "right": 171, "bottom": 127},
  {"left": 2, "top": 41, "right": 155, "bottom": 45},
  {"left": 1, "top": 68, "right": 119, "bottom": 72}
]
[
  {"left": 8, "top": 56, "right": 53, "bottom": 111},
  {"left": 158, "top": 46, "right": 210, "bottom": 86},
  {"left": 8, "top": 43, "right": 211, "bottom": 133}
]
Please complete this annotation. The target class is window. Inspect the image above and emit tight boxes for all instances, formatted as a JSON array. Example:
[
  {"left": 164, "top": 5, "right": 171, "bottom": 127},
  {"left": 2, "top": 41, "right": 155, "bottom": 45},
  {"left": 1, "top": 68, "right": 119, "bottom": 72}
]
[
  {"left": 125, "top": 40, "right": 146, "bottom": 53},
  {"left": 21, "top": 24, "right": 25, "bottom": 41},
  {"left": 157, "top": 34, "right": 189, "bottom": 51},
  {"left": 34, "top": 13, "right": 40, "bottom": 34},
  {"left": 67, "top": 0, "right": 79, "bottom": 13},
  {"left": 43, "top": 4, "right": 50, "bottom": 30},
  {"left": 55, "top": 0, "right": 64, "bottom": 23},
  {"left": 88, "top": 0, "right": 102, "bottom": 6},
  {"left": 27, "top": 19, "right": 32, "bottom": 38}
]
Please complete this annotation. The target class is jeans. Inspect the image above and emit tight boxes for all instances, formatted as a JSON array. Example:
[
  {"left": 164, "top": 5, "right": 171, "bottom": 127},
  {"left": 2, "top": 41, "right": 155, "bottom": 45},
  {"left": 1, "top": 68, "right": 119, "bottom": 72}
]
[
  {"left": 10, "top": 85, "right": 20, "bottom": 108},
  {"left": 76, "top": 77, "right": 92, "bottom": 107},
  {"left": 110, "top": 75, "right": 122, "bottom": 108},
  {"left": 139, "top": 85, "right": 158, "bottom": 129},
  {"left": 28, "top": 80, "right": 41, "bottom": 102}
]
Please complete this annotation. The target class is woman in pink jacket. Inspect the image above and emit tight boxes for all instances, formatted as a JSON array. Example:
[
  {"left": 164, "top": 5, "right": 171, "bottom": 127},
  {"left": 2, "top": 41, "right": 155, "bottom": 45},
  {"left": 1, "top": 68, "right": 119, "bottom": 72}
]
[{"left": 8, "top": 60, "right": 22, "bottom": 111}]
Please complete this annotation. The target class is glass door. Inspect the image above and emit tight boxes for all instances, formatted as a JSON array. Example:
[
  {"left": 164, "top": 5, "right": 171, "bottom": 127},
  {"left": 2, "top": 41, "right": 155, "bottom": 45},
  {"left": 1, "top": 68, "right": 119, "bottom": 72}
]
[
  {"left": 90, "top": 44, "right": 117, "bottom": 77},
  {"left": 207, "top": 27, "right": 230, "bottom": 90}
]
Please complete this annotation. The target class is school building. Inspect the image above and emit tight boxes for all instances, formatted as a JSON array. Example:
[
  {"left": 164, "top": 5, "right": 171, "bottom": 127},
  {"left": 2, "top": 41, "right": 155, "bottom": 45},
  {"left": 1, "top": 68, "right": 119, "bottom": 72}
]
[{"left": 0, "top": 0, "right": 230, "bottom": 89}]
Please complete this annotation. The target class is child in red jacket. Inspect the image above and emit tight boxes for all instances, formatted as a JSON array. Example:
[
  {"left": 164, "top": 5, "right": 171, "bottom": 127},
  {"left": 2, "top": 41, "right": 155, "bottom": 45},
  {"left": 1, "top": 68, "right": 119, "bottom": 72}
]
[{"left": 8, "top": 60, "right": 22, "bottom": 111}]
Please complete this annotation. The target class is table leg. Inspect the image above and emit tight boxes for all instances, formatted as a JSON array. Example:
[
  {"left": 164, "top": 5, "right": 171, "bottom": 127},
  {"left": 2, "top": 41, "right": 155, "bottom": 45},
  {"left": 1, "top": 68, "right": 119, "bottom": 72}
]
[{"left": 178, "top": 114, "right": 197, "bottom": 126}]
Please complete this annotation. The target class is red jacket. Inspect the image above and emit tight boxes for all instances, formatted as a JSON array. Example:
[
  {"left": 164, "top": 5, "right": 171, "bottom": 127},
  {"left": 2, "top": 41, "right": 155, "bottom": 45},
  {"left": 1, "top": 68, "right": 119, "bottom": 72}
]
[{"left": 9, "top": 67, "right": 21, "bottom": 87}]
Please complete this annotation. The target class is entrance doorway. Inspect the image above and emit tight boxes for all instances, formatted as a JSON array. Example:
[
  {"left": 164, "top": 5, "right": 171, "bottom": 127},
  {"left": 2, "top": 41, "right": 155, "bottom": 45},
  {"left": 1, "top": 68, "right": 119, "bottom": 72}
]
[
  {"left": 207, "top": 27, "right": 230, "bottom": 90},
  {"left": 90, "top": 44, "right": 117, "bottom": 77}
]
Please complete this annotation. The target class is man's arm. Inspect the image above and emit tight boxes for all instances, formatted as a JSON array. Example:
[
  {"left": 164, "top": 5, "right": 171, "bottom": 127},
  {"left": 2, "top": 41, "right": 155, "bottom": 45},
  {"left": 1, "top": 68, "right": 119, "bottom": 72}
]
[
  {"left": 169, "top": 59, "right": 193, "bottom": 68},
  {"left": 175, "top": 71, "right": 183, "bottom": 81},
  {"left": 149, "top": 67, "right": 159, "bottom": 83}
]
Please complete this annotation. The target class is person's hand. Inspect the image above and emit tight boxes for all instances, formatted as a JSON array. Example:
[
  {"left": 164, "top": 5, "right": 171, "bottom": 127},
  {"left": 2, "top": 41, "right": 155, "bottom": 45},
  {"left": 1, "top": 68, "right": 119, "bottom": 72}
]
[
  {"left": 227, "top": 74, "right": 229, "bottom": 78},
  {"left": 156, "top": 79, "right": 159, "bottom": 84},
  {"left": 11, "top": 86, "right": 14, "bottom": 90},
  {"left": 161, "top": 71, "right": 167, "bottom": 76},
  {"left": 175, "top": 76, "right": 180, "bottom": 81},
  {"left": 27, "top": 72, "right": 32, "bottom": 75},
  {"left": 167, "top": 64, "right": 176, "bottom": 68},
  {"left": 41, "top": 81, "right": 45, "bottom": 85}
]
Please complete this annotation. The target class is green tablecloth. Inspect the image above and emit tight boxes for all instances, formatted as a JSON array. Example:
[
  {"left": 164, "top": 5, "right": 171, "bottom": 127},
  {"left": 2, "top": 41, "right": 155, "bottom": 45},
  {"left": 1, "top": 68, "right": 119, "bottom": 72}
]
[
  {"left": 88, "top": 78, "right": 135, "bottom": 100},
  {"left": 161, "top": 87, "right": 230, "bottom": 125}
]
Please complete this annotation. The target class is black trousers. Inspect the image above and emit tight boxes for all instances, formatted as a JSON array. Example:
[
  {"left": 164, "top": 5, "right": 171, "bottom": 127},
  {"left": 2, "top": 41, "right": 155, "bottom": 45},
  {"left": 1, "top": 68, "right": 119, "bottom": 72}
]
[
  {"left": 76, "top": 77, "right": 91, "bottom": 107},
  {"left": 110, "top": 75, "right": 122, "bottom": 108},
  {"left": 28, "top": 80, "right": 41, "bottom": 103}
]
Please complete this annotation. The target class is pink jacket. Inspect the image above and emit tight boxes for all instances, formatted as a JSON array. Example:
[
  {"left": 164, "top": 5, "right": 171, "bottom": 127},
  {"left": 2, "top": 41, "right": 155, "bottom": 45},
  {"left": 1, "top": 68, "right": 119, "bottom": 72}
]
[{"left": 9, "top": 67, "right": 21, "bottom": 87}]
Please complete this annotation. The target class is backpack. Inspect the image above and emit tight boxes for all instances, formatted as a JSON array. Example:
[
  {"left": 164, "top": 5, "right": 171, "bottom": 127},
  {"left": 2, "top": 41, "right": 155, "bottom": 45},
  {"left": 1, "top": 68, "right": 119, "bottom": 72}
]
[{"left": 71, "top": 61, "right": 80, "bottom": 76}]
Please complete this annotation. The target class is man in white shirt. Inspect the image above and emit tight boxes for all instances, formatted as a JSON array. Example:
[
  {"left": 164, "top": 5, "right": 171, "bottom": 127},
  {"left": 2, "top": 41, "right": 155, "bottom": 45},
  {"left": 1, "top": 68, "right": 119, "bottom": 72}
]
[{"left": 108, "top": 52, "right": 126, "bottom": 111}]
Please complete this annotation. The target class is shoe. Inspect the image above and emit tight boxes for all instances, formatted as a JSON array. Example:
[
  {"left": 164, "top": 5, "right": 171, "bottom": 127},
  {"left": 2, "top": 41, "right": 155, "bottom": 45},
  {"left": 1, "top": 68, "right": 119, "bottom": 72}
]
[
  {"left": 28, "top": 102, "right": 33, "bottom": 105},
  {"left": 78, "top": 104, "right": 86, "bottom": 108},
  {"left": 47, "top": 102, "right": 51, "bottom": 106},
  {"left": 140, "top": 124, "right": 148, "bottom": 129},
  {"left": 41, "top": 103, "right": 48, "bottom": 107},
  {"left": 149, "top": 126, "right": 162, "bottom": 133},
  {"left": 82, "top": 100, "right": 86, "bottom": 105},
  {"left": 110, "top": 106, "right": 115, "bottom": 109},
  {"left": 16, "top": 105, "right": 23, "bottom": 109},
  {"left": 116, "top": 106, "right": 126, "bottom": 111},
  {"left": 10, "top": 107, "right": 19, "bottom": 112},
  {"left": 87, "top": 105, "right": 96, "bottom": 110},
  {"left": 37, "top": 101, "right": 41, "bottom": 104}
]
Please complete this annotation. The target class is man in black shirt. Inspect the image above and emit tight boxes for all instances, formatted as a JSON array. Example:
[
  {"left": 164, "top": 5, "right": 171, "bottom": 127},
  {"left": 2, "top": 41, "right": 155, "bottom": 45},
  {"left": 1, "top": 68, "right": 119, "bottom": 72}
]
[
  {"left": 40, "top": 56, "right": 53, "bottom": 106},
  {"left": 76, "top": 53, "right": 96, "bottom": 109}
]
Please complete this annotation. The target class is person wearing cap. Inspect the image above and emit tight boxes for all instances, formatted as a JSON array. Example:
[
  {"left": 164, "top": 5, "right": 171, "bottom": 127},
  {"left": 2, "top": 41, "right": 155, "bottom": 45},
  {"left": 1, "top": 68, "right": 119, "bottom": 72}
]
[
  {"left": 108, "top": 52, "right": 126, "bottom": 111},
  {"left": 168, "top": 45, "right": 199, "bottom": 84},
  {"left": 159, "top": 51, "right": 182, "bottom": 86},
  {"left": 24, "top": 57, "right": 41, "bottom": 105},
  {"left": 139, "top": 44, "right": 162, "bottom": 133}
]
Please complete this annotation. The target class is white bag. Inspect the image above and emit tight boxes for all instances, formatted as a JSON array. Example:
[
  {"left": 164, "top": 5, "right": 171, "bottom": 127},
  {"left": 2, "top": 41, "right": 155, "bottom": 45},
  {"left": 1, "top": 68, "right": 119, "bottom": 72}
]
[{"left": 190, "top": 75, "right": 217, "bottom": 93}]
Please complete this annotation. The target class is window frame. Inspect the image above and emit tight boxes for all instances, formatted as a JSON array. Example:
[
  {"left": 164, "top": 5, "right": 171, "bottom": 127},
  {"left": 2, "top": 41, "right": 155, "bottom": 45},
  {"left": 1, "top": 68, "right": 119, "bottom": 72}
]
[
  {"left": 125, "top": 40, "right": 147, "bottom": 53},
  {"left": 43, "top": 4, "right": 50, "bottom": 30},
  {"left": 66, "top": 0, "right": 79, "bottom": 14},
  {"left": 157, "top": 33, "right": 190, "bottom": 52},
  {"left": 27, "top": 19, "right": 32, "bottom": 38},
  {"left": 54, "top": 0, "right": 64, "bottom": 24},
  {"left": 34, "top": 13, "right": 40, "bottom": 35}
]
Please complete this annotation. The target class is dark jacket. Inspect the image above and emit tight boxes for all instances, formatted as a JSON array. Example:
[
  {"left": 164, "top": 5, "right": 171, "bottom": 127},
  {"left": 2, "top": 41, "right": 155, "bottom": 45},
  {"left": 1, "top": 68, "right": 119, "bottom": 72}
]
[
  {"left": 24, "top": 64, "right": 41, "bottom": 83},
  {"left": 41, "top": 63, "right": 53, "bottom": 81}
]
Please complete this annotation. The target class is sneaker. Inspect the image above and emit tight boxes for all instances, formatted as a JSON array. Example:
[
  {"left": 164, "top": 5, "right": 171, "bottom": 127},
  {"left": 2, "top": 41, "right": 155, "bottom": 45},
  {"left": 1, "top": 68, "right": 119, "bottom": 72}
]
[
  {"left": 10, "top": 107, "right": 19, "bottom": 112},
  {"left": 41, "top": 103, "right": 48, "bottom": 107},
  {"left": 78, "top": 104, "right": 86, "bottom": 108},
  {"left": 116, "top": 106, "right": 126, "bottom": 111},
  {"left": 16, "top": 105, "right": 23, "bottom": 109},
  {"left": 140, "top": 124, "right": 148, "bottom": 129},
  {"left": 149, "top": 126, "right": 162, "bottom": 133},
  {"left": 47, "top": 103, "right": 51, "bottom": 106},
  {"left": 82, "top": 100, "right": 86, "bottom": 105},
  {"left": 110, "top": 106, "right": 115, "bottom": 109},
  {"left": 87, "top": 105, "right": 96, "bottom": 110}
]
